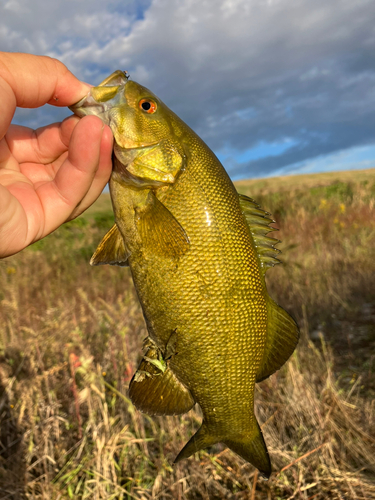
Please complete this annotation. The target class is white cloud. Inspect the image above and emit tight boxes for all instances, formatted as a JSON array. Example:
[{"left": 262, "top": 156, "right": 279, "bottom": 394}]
[{"left": 3, "top": 0, "right": 23, "bottom": 13}]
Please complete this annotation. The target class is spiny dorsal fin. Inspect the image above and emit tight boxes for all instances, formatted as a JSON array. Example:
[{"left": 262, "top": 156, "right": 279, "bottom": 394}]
[
  {"left": 90, "top": 224, "right": 130, "bottom": 266},
  {"left": 238, "top": 194, "right": 281, "bottom": 276}
]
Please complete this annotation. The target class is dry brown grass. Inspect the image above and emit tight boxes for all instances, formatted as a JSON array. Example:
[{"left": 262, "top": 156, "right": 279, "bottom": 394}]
[{"left": 0, "top": 169, "right": 374, "bottom": 499}]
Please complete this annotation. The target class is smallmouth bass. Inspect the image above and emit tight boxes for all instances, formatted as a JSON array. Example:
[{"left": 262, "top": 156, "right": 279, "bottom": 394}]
[{"left": 70, "top": 71, "right": 299, "bottom": 477}]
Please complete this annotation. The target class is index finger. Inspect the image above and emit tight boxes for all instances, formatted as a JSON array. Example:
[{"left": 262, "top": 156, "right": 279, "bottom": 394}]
[{"left": 0, "top": 52, "right": 90, "bottom": 138}]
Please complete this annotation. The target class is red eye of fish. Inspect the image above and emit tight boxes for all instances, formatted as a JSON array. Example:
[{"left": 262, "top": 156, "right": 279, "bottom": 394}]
[{"left": 139, "top": 99, "right": 157, "bottom": 113}]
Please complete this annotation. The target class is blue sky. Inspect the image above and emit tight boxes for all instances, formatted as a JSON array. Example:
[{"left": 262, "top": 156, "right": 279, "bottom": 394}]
[{"left": 3, "top": 0, "right": 375, "bottom": 180}]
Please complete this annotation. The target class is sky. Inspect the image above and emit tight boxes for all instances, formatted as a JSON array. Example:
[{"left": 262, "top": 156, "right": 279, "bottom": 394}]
[{"left": 2, "top": 0, "right": 375, "bottom": 180}]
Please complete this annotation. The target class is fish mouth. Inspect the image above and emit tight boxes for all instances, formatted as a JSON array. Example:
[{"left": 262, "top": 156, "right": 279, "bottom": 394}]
[
  {"left": 69, "top": 70, "right": 129, "bottom": 119},
  {"left": 69, "top": 94, "right": 107, "bottom": 118}
]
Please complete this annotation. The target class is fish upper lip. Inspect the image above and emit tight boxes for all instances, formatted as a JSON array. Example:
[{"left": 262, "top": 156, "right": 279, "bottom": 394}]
[{"left": 69, "top": 75, "right": 128, "bottom": 115}]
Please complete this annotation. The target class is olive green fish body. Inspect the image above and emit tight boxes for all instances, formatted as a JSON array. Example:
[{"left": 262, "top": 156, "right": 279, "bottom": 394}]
[
  {"left": 70, "top": 72, "right": 299, "bottom": 476},
  {"left": 114, "top": 137, "right": 266, "bottom": 427}
]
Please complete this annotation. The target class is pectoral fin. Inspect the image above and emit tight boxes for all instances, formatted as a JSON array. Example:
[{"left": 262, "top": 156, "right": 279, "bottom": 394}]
[
  {"left": 137, "top": 192, "right": 190, "bottom": 259},
  {"left": 90, "top": 224, "right": 130, "bottom": 266}
]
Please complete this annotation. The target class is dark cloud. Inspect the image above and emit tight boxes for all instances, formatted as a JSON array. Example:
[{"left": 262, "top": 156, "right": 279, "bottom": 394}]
[{"left": 3, "top": 0, "right": 375, "bottom": 177}]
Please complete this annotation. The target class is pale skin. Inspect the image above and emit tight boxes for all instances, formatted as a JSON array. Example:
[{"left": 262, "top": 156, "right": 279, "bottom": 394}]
[{"left": 0, "top": 52, "right": 114, "bottom": 258}]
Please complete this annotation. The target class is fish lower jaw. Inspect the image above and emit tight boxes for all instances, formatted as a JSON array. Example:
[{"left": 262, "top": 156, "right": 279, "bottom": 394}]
[
  {"left": 112, "top": 156, "right": 172, "bottom": 189},
  {"left": 111, "top": 166, "right": 166, "bottom": 189},
  {"left": 69, "top": 95, "right": 111, "bottom": 119}
]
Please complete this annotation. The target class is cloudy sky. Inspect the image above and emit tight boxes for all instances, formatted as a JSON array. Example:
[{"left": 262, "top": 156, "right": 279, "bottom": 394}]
[{"left": 2, "top": 0, "right": 375, "bottom": 179}]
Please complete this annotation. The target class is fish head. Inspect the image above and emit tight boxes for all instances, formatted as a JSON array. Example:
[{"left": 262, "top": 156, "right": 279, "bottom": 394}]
[{"left": 70, "top": 70, "right": 187, "bottom": 187}]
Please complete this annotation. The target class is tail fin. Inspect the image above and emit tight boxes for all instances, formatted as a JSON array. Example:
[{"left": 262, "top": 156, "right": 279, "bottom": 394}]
[
  {"left": 173, "top": 423, "right": 219, "bottom": 464},
  {"left": 224, "top": 421, "right": 271, "bottom": 478},
  {"left": 174, "top": 419, "right": 271, "bottom": 478}
]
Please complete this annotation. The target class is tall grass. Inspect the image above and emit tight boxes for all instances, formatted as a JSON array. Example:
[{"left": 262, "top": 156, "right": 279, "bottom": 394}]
[{"left": 0, "top": 169, "right": 374, "bottom": 499}]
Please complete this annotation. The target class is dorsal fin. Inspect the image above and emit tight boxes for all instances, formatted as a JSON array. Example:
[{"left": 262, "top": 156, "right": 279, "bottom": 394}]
[
  {"left": 256, "top": 298, "right": 300, "bottom": 382},
  {"left": 238, "top": 194, "right": 281, "bottom": 276}
]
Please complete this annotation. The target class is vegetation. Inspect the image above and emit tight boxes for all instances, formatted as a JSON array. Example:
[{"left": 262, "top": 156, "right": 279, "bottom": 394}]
[{"left": 0, "top": 169, "right": 374, "bottom": 499}]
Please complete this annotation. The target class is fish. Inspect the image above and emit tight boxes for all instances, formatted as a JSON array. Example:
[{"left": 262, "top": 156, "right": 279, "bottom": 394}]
[{"left": 69, "top": 70, "right": 299, "bottom": 477}]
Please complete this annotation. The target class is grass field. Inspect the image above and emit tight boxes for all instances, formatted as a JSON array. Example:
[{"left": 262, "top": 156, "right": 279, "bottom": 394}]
[{"left": 0, "top": 169, "right": 374, "bottom": 499}]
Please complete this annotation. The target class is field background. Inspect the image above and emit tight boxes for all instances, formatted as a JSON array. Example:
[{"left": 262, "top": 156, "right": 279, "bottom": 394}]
[{"left": 0, "top": 169, "right": 374, "bottom": 499}]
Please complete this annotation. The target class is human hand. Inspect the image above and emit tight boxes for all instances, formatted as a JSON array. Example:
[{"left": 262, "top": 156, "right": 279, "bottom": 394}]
[{"left": 0, "top": 52, "right": 113, "bottom": 258}]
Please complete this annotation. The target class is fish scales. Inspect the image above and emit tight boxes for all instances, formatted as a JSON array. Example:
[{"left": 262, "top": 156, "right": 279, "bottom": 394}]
[
  {"left": 130, "top": 143, "right": 267, "bottom": 428},
  {"left": 70, "top": 71, "right": 299, "bottom": 477}
]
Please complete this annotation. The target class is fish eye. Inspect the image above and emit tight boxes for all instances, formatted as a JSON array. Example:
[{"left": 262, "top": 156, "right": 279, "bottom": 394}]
[{"left": 139, "top": 99, "right": 157, "bottom": 114}]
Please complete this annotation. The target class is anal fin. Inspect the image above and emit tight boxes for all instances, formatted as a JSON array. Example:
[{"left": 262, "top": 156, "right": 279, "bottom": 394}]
[
  {"left": 129, "top": 343, "right": 195, "bottom": 416},
  {"left": 256, "top": 299, "right": 299, "bottom": 382}
]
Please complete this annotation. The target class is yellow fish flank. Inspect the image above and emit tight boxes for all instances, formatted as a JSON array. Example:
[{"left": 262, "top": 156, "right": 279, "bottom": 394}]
[{"left": 70, "top": 71, "right": 299, "bottom": 477}]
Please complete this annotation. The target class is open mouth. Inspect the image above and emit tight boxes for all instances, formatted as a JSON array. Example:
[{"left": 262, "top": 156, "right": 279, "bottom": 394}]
[
  {"left": 69, "top": 70, "right": 129, "bottom": 118},
  {"left": 69, "top": 95, "right": 107, "bottom": 118}
]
